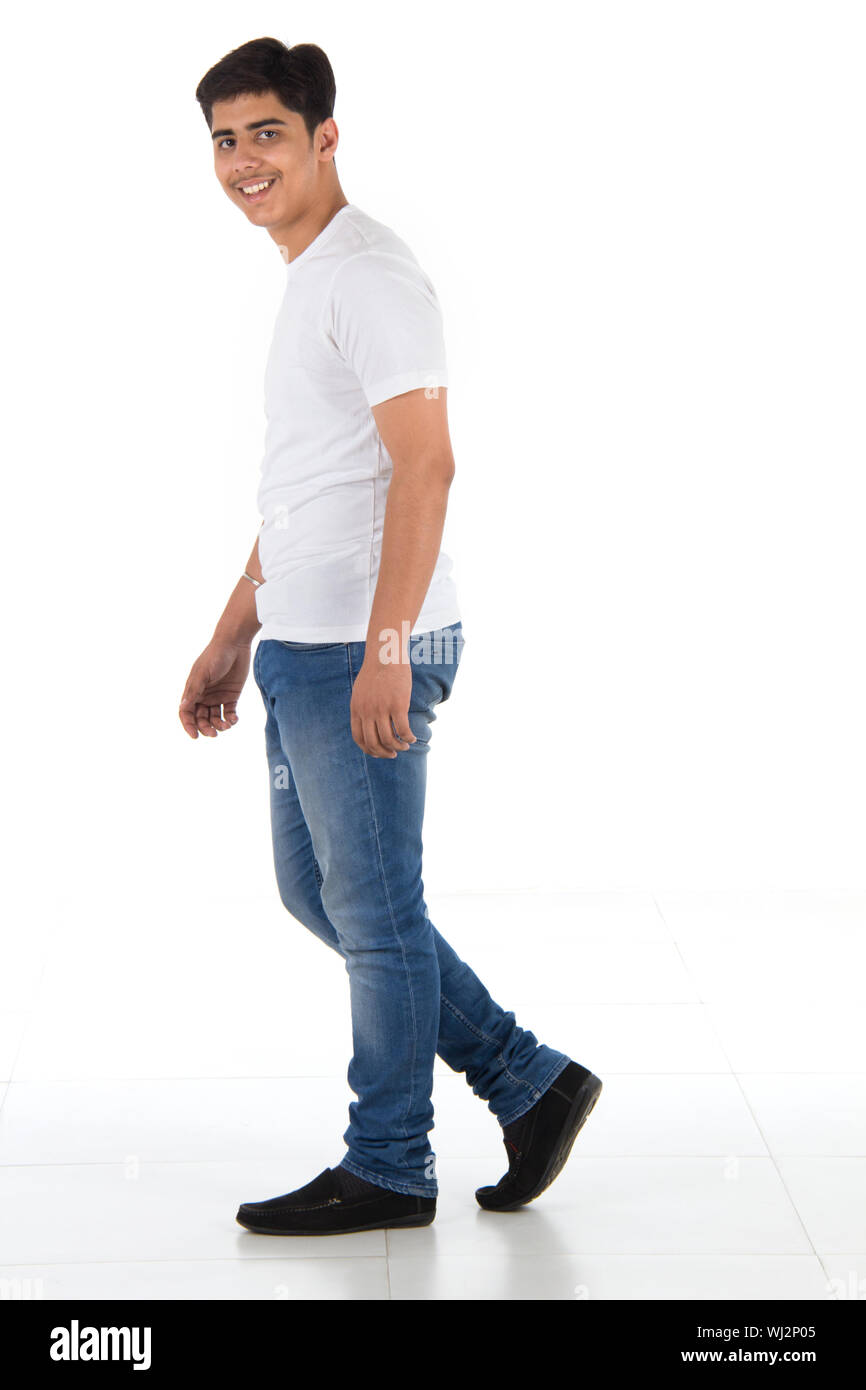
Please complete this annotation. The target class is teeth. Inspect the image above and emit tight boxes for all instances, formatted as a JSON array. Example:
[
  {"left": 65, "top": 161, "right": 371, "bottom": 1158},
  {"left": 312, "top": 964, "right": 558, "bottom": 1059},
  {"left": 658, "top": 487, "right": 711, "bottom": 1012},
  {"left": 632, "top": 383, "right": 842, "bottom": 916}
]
[{"left": 240, "top": 179, "right": 273, "bottom": 195}]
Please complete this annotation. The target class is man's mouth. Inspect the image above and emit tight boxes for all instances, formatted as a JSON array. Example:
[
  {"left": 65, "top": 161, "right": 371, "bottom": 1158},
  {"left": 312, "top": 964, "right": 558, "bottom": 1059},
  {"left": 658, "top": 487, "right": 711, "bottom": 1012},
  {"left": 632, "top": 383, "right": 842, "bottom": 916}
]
[{"left": 236, "top": 177, "right": 278, "bottom": 201}]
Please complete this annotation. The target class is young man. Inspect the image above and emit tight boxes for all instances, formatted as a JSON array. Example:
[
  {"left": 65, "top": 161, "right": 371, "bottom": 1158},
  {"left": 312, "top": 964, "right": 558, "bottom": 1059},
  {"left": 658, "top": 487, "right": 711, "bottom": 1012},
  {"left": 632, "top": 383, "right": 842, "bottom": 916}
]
[{"left": 179, "top": 37, "right": 602, "bottom": 1236}]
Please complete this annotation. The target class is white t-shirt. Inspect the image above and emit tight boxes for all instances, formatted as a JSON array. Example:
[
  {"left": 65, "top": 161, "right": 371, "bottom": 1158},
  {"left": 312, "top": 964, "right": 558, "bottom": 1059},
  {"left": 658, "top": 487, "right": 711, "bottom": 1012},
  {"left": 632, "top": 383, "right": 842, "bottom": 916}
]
[{"left": 254, "top": 202, "right": 461, "bottom": 643}]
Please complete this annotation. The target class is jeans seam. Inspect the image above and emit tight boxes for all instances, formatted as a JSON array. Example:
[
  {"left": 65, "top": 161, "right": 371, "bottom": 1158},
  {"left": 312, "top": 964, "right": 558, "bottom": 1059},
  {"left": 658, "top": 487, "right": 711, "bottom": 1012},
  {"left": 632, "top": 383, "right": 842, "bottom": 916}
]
[
  {"left": 439, "top": 993, "right": 539, "bottom": 1097},
  {"left": 444, "top": 995, "right": 539, "bottom": 1089},
  {"left": 439, "top": 993, "right": 502, "bottom": 1050},
  {"left": 345, "top": 643, "right": 417, "bottom": 1167}
]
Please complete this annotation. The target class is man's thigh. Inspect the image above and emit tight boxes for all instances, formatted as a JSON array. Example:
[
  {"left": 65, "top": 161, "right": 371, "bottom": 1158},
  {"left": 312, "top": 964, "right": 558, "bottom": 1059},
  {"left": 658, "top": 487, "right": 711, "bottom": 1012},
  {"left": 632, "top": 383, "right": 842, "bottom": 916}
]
[{"left": 254, "top": 636, "right": 454, "bottom": 945}]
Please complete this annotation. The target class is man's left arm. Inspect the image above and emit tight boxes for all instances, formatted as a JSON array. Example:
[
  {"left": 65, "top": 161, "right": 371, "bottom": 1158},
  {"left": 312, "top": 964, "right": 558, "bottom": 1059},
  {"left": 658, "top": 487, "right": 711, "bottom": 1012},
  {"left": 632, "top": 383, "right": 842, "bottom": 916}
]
[{"left": 350, "top": 386, "right": 455, "bottom": 759}]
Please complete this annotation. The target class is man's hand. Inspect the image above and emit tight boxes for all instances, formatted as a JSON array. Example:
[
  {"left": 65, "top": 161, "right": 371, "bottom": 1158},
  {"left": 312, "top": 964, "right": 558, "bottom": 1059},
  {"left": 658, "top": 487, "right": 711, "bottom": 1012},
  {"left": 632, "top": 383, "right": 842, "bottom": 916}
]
[
  {"left": 350, "top": 651, "right": 417, "bottom": 759},
  {"left": 179, "top": 640, "right": 251, "bottom": 739}
]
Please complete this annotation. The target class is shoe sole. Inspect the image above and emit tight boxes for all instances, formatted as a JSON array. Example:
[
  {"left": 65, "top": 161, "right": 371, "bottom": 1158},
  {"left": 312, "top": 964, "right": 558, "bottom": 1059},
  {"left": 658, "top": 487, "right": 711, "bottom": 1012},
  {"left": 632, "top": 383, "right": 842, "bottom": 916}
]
[
  {"left": 482, "top": 1070, "right": 603, "bottom": 1212},
  {"left": 236, "top": 1209, "right": 436, "bottom": 1236}
]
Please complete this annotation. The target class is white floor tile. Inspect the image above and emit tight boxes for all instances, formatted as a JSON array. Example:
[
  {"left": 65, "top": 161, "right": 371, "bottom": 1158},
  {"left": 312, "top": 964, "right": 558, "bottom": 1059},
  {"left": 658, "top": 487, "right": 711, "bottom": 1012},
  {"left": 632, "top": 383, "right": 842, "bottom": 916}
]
[
  {"left": 0, "top": 1159, "right": 386, "bottom": 1265},
  {"left": 0, "top": 936, "right": 51, "bottom": 1011},
  {"left": 655, "top": 895, "right": 866, "bottom": 1007},
  {"left": 12, "top": 1002, "right": 355, "bottom": 1081},
  {"left": 671, "top": 934, "right": 866, "bottom": 1003},
  {"left": 28, "top": 893, "right": 344, "bottom": 1024},
  {"left": 1, "top": 890, "right": 861, "bottom": 1300},
  {"left": 0, "top": 1076, "right": 359, "bottom": 1165},
  {"left": 552, "top": 1073, "right": 769, "bottom": 1156},
  {"left": 476, "top": 941, "right": 700, "bottom": 1007},
  {"left": 818, "top": 1254, "right": 866, "bottom": 1301},
  {"left": 389, "top": 1252, "right": 832, "bottom": 1301},
  {"left": 389, "top": 1155, "right": 811, "bottom": 1258},
  {"left": 426, "top": 890, "right": 673, "bottom": 946},
  {"left": 655, "top": 890, "right": 866, "bottom": 943},
  {"left": 426, "top": 1073, "right": 505, "bottom": 1156},
  {"left": 0, "top": 1015, "right": 29, "bottom": 1081},
  {"left": 10, "top": 1002, "right": 730, "bottom": 1085},
  {"left": 432, "top": 1072, "right": 768, "bottom": 1159},
  {"left": 13, "top": 884, "right": 356, "bottom": 1081},
  {"left": 0, "top": 1071, "right": 767, "bottom": 1170},
  {"left": 706, "top": 1001, "right": 866, "bottom": 1072},
  {"left": 776, "top": 1158, "right": 866, "bottom": 1253},
  {"left": 0, "top": 1258, "right": 388, "bottom": 1300},
  {"left": 738, "top": 1074, "right": 866, "bottom": 1156},
  {"left": 502, "top": 1002, "right": 732, "bottom": 1074}
]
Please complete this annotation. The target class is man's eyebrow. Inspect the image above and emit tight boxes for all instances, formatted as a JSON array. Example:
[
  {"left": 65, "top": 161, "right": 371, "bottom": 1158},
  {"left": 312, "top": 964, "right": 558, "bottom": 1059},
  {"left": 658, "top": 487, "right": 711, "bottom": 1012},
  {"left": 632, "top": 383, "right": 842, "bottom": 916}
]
[{"left": 211, "top": 118, "right": 287, "bottom": 142}]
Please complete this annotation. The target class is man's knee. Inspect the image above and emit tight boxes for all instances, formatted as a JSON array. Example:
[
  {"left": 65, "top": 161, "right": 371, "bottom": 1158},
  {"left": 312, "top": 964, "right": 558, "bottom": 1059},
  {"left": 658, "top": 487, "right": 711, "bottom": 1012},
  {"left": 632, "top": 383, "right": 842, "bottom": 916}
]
[{"left": 277, "top": 881, "right": 336, "bottom": 942}]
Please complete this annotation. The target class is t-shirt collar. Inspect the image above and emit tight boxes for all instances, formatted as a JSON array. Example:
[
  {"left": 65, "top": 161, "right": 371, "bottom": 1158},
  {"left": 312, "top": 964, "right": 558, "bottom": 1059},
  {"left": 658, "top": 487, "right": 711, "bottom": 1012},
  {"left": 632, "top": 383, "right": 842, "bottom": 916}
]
[{"left": 283, "top": 202, "right": 353, "bottom": 275}]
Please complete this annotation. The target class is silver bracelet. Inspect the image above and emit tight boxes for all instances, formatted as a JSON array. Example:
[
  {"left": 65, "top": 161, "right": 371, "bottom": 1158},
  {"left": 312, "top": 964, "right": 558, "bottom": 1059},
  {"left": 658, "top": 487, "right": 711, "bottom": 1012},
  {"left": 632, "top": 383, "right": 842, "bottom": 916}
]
[{"left": 242, "top": 572, "right": 262, "bottom": 588}]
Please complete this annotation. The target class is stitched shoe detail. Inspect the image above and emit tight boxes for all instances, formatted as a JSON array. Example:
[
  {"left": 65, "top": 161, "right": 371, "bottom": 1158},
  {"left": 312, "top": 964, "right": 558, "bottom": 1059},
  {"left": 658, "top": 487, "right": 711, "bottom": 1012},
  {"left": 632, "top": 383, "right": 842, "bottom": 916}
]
[
  {"left": 236, "top": 1167, "right": 436, "bottom": 1236},
  {"left": 475, "top": 1061, "right": 603, "bottom": 1212}
]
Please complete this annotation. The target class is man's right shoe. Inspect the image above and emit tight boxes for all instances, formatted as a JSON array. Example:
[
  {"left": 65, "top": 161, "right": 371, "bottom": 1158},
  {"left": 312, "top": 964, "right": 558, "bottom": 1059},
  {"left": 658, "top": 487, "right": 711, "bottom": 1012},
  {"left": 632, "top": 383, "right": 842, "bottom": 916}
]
[{"left": 475, "top": 1060, "right": 603, "bottom": 1212}]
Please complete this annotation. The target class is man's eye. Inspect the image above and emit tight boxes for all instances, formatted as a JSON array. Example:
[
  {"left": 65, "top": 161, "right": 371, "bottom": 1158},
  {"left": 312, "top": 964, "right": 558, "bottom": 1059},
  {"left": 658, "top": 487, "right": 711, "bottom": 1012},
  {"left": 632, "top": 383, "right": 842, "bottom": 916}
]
[{"left": 216, "top": 131, "right": 275, "bottom": 150}]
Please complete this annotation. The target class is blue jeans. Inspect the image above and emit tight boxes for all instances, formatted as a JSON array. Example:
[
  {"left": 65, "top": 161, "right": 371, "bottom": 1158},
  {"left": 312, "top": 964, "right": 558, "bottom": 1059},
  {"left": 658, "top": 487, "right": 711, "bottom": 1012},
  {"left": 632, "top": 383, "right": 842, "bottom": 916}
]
[{"left": 252, "top": 622, "right": 570, "bottom": 1198}]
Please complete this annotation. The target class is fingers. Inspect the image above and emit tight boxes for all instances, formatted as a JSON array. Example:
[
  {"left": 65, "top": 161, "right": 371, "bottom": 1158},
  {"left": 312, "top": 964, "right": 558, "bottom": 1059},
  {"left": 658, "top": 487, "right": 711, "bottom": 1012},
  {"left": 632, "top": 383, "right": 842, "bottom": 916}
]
[
  {"left": 367, "top": 715, "right": 398, "bottom": 759},
  {"left": 179, "top": 681, "right": 203, "bottom": 739},
  {"left": 391, "top": 713, "right": 417, "bottom": 749},
  {"left": 208, "top": 701, "right": 240, "bottom": 731},
  {"left": 195, "top": 704, "right": 218, "bottom": 738},
  {"left": 351, "top": 710, "right": 388, "bottom": 758},
  {"left": 351, "top": 708, "right": 417, "bottom": 759},
  {"left": 179, "top": 650, "right": 244, "bottom": 740},
  {"left": 178, "top": 693, "right": 237, "bottom": 740},
  {"left": 351, "top": 709, "right": 392, "bottom": 758},
  {"left": 179, "top": 703, "right": 199, "bottom": 739},
  {"left": 208, "top": 704, "right": 231, "bottom": 732}
]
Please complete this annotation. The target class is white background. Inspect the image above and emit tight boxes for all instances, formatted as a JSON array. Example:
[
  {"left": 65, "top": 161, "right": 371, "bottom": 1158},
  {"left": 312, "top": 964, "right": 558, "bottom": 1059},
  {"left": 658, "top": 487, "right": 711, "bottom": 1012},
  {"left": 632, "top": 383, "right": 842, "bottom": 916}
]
[{"left": 4, "top": 0, "right": 866, "bottom": 925}]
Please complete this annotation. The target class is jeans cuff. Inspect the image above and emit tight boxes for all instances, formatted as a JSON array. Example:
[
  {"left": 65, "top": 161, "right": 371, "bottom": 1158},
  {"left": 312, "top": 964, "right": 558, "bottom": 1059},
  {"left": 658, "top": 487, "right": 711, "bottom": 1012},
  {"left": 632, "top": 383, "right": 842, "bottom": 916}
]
[
  {"left": 340, "top": 1156, "right": 438, "bottom": 1200},
  {"left": 497, "top": 1054, "right": 572, "bottom": 1128}
]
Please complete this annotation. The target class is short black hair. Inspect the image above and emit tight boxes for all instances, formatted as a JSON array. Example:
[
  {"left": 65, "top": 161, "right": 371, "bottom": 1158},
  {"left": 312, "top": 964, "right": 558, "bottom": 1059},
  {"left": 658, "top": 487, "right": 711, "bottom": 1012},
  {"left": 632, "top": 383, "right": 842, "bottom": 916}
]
[{"left": 195, "top": 37, "right": 336, "bottom": 141}]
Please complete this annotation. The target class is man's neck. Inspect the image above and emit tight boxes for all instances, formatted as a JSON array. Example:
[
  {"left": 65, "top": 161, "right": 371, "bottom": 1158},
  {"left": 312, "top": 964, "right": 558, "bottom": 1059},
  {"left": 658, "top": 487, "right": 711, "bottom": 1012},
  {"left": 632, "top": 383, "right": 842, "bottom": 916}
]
[{"left": 269, "top": 190, "right": 350, "bottom": 263}]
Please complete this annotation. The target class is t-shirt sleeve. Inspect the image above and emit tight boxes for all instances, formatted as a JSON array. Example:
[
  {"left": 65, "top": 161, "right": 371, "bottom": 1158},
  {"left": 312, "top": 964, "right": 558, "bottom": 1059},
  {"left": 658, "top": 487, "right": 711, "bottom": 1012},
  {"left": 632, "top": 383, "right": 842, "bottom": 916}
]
[{"left": 324, "top": 251, "right": 448, "bottom": 408}]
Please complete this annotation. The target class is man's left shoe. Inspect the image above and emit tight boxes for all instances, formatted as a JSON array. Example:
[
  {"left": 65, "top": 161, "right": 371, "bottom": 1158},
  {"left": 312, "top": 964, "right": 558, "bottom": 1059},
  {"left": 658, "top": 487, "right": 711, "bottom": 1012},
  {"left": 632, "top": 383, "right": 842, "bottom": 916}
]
[
  {"left": 476, "top": 1060, "right": 603, "bottom": 1212},
  {"left": 236, "top": 1165, "right": 436, "bottom": 1236}
]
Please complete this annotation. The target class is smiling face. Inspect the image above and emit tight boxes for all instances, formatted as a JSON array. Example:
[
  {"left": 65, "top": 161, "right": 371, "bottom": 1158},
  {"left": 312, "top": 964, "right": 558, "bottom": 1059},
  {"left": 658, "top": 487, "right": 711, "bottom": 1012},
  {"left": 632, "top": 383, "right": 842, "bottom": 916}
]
[{"left": 210, "top": 90, "right": 336, "bottom": 238}]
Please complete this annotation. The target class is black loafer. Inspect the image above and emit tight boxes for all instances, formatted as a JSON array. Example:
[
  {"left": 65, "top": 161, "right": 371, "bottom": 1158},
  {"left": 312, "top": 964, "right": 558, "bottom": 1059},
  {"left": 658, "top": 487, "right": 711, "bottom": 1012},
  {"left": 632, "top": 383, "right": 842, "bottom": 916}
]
[
  {"left": 236, "top": 1166, "right": 436, "bottom": 1236},
  {"left": 476, "top": 1060, "right": 603, "bottom": 1211}
]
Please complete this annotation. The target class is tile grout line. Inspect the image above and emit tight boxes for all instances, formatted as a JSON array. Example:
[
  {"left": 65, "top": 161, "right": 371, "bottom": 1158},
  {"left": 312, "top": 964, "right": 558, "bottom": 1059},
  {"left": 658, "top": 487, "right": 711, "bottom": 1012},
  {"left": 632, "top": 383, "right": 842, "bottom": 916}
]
[{"left": 384, "top": 1231, "right": 393, "bottom": 1298}]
